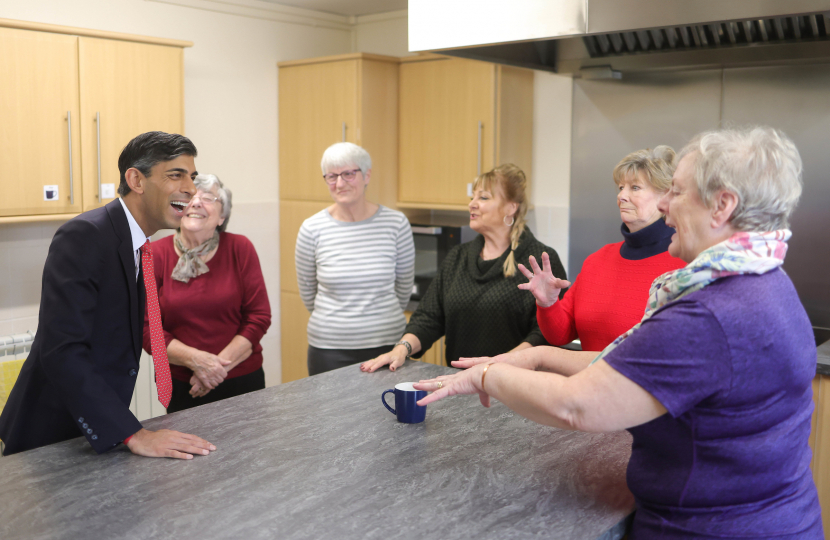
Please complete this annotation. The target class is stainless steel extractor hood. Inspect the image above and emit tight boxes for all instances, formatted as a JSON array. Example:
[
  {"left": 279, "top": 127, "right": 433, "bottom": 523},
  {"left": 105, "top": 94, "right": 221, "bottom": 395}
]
[{"left": 409, "top": 0, "right": 830, "bottom": 74}]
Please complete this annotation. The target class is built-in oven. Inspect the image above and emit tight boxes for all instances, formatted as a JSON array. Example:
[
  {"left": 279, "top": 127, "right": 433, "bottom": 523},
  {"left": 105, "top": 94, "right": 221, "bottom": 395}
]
[{"left": 410, "top": 220, "right": 476, "bottom": 301}]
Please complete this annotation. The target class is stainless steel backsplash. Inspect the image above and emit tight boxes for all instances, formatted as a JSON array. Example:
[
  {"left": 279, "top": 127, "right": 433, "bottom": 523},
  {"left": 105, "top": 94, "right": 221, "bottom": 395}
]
[{"left": 569, "top": 65, "right": 830, "bottom": 328}]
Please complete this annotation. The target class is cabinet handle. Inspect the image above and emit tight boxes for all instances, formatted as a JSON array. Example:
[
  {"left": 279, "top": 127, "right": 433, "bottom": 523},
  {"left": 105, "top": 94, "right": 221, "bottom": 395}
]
[
  {"left": 67, "top": 111, "right": 74, "bottom": 206},
  {"left": 95, "top": 112, "right": 103, "bottom": 201},
  {"left": 342, "top": 122, "right": 346, "bottom": 142},
  {"left": 477, "top": 121, "right": 483, "bottom": 176}
]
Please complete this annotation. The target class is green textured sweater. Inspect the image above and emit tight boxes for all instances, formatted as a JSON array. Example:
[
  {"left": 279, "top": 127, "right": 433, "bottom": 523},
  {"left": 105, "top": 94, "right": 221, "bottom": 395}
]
[{"left": 405, "top": 229, "right": 567, "bottom": 364}]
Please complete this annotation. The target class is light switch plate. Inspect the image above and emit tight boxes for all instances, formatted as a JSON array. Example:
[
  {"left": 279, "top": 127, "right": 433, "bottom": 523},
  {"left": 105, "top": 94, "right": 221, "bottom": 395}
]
[
  {"left": 467, "top": 183, "right": 473, "bottom": 197},
  {"left": 101, "top": 183, "right": 115, "bottom": 199},
  {"left": 43, "top": 185, "right": 59, "bottom": 201}
]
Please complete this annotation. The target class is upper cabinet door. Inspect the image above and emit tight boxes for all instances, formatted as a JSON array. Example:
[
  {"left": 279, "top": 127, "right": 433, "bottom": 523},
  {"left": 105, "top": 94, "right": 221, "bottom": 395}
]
[
  {"left": 279, "top": 59, "right": 358, "bottom": 202},
  {"left": 398, "top": 58, "right": 496, "bottom": 208},
  {"left": 78, "top": 38, "right": 184, "bottom": 211},
  {"left": 0, "top": 28, "right": 82, "bottom": 217}
]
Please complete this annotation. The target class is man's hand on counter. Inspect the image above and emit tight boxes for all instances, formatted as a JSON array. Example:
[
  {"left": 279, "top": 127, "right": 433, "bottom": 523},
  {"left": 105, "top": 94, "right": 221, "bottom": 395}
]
[{"left": 125, "top": 428, "right": 216, "bottom": 460}]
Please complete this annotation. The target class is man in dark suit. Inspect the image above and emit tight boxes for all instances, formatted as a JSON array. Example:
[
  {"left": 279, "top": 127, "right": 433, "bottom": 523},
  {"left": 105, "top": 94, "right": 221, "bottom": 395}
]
[{"left": 0, "top": 132, "right": 216, "bottom": 459}]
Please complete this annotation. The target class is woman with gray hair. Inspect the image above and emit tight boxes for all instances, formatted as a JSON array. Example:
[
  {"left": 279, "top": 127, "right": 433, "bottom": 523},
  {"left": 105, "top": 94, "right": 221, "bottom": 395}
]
[
  {"left": 295, "top": 142, "right": 415, "bottom": 375},
  {"left": 415, "top": 127, "right": 822, "bottom": 539},
  {"left": 143, "top": 174, "right": 272, "bottom": 412}
]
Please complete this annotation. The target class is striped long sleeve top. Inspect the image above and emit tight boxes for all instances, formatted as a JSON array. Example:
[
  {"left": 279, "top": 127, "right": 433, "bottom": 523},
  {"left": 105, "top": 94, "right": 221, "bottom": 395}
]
[{"left": 295, "top": 206, "right": 415, "bottom": 349}]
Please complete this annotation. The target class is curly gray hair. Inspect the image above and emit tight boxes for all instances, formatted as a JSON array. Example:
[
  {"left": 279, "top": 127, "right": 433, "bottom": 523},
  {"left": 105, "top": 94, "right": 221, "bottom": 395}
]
[
  {"left": 193, "top": 174, "right": 232, "bottom": 233},
  {"left": 677, "top": 127, "right": 802, "bottom": 232}
]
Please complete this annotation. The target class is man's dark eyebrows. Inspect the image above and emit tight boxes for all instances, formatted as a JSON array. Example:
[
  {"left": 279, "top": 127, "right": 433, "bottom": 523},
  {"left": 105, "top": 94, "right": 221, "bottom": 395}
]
[{"left": 165, "top": 167, "right": 189, "bottom": 174}]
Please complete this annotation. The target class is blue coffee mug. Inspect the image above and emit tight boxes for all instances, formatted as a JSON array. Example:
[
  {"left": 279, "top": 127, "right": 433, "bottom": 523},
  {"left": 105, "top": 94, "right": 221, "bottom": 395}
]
[{"left": 382, "top": 382, "right": 427, "bottom": 424}]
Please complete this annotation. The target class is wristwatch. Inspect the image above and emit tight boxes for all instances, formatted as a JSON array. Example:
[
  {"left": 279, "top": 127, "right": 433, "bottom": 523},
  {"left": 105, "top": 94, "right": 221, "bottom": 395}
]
[{"left": 395, "top": 340, "right": 412, "bottom": 357}]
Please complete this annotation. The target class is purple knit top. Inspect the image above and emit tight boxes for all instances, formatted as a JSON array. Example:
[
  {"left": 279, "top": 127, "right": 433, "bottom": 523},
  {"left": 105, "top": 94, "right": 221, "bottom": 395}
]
[{"left": 605, "top": 269, "right": 822, "bottom": 539}]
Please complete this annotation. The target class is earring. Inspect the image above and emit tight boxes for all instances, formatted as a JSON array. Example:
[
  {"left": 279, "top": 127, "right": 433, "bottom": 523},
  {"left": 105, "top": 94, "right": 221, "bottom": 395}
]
[{"left": 503, "top": 215, "right": 514, "bottom": 226}]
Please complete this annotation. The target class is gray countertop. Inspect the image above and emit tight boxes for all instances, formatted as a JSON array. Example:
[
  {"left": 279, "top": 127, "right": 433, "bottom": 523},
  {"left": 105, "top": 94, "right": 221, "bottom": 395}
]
[{"left": 0, "top": 361, "right": 634, "bottom": 540}]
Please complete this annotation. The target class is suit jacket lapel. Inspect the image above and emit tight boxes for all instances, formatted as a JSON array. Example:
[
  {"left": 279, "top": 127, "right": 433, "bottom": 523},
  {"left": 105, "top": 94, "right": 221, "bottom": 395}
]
[{"left": 106, "top": 200, "right": 142, "bottom": 361}]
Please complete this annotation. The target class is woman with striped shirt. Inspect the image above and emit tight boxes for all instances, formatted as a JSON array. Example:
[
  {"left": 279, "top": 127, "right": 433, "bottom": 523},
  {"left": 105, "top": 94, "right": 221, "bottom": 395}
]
[{"left": 295, "top": 142, "right": 415, "bottom": 375}]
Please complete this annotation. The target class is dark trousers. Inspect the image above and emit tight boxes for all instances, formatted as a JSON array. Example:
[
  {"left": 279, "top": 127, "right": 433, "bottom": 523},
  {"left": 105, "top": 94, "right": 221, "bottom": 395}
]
[
  {"left": 167, "top": 367, "right": 266, "bottom": 413},
  {"left": 307, "top": 345, "right": 393, "bottom": 376}
]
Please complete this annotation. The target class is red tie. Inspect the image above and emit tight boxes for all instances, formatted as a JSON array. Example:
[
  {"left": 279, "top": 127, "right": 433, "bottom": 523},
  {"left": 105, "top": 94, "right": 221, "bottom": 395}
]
[{"left": 141, "top": 240, "right": 172, "bottom": 408}]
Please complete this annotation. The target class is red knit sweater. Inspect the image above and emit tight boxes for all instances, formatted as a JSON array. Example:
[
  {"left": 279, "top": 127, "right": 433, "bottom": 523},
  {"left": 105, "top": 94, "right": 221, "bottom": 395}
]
[
  {"left": 537, "top": 242, "right": 685, "bottom": 352},
  {"left": 142, "top": 232, "right": 272, "bottom": 382}
]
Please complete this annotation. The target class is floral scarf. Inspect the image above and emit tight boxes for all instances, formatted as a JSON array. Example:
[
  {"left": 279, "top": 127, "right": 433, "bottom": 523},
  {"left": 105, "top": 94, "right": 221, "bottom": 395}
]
[{"left": 591, "top": 229, "right": 791, "bottom": 365}]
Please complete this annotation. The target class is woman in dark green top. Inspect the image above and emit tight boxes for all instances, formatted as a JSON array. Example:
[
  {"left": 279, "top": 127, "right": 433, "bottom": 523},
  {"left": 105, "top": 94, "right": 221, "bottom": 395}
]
[{"left": 361, "top": 164, "right": 566, "bottom": 372}]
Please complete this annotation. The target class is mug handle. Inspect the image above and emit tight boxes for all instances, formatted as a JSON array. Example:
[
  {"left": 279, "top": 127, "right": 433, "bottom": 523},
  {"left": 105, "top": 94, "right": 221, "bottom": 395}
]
[{"left": 382, "top": 389, "right": 396, "bottom": 415}]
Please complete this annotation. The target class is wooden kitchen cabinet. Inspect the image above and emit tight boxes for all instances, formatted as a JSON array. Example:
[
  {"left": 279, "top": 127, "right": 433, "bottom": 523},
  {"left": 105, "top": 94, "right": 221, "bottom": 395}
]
[
  {"left": 0, "top": 19, "right": 190, "bottom": 221},
  {"left": 279, "top": 200, "right": 331, "bottom": 294},
  {"left": 418, "top": 339, "right": 444, "bottom": 366},
  {"left": 279, "top": 58, "right": 357, "bottom": 203},
  {"left": 398, "top": 55, "right": 534, "bottom": 209},
  {"left": 809, "top": 374, "right": 830, "bottom": 537},
  {"left": 78, "top": 37, "right": 184, "bottom": 211},
  {"left": 281, "top": 291, "right": 312, "bottom": 383},
  {"left": 278, "top": 53, "right": 400, "bottom": 383},
  {"left": 278, "top": 53, "right": 399, "bottom": 206},
  {"left": 0, "top": 27, "right": 83, "bottom": 217}
]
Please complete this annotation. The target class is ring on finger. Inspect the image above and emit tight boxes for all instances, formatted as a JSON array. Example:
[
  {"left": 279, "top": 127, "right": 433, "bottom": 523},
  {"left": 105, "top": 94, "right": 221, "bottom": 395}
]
[{"left": 436, "top": 381, "right": 443, "bottom": 390}]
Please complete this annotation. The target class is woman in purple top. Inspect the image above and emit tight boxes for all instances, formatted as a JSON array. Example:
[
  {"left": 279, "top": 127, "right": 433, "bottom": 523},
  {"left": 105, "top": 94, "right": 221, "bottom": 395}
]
[{"left": 414, "top": 127, "right": 823, "bottom": 539}]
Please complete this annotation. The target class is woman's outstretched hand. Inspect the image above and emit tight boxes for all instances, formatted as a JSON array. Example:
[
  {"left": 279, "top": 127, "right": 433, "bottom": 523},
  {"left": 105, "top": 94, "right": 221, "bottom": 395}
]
[
  {"left": 517, "top": 252, "right": 571, "bottom": 308},
  {"left": 413, "top": 363, "right": 492, "bottom": 407},
  {"left": 452, "top": 349, "right": 535, "bottom": 371}
]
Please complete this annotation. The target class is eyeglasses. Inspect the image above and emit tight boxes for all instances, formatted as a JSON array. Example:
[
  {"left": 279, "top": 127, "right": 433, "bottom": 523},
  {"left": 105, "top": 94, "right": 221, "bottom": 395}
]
[
  {"left": 323, "top": 169, "right": 361, "bottom": 185},
  {"left": 191, "top": 193, "right": 220, "bottom": 205}
]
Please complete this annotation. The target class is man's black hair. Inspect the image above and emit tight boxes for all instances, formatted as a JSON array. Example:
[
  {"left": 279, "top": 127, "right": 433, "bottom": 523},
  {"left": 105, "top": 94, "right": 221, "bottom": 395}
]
[{"left": 117, "top": 132, "right": 198, "bottom": 196}]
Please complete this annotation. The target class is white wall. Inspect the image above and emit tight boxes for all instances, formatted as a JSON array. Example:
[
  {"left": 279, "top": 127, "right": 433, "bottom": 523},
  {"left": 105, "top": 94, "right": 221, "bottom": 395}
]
[
  {"left": 353, "top": 10, "right": 412, "bottom": 57},
  {"left": 530, "top": 72, "right": 572, "bottom": 271},
  {"left": 0, "top": 0, "right": 354, "bottom": 386}
]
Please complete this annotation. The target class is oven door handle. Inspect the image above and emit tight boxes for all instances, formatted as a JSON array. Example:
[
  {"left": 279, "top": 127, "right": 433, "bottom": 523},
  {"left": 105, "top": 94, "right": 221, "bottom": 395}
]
[{"left": 411, "top": 226, "right": 443, "bottom": 235}]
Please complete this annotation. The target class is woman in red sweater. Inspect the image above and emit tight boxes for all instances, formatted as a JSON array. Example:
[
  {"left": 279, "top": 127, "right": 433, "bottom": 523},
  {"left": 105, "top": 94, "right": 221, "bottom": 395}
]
[
  {"left": 455, "top": 147, "right": 684, "bottom": 375},
  {"left": 143, "top": 174, "right": 271, "bottom": 413}
]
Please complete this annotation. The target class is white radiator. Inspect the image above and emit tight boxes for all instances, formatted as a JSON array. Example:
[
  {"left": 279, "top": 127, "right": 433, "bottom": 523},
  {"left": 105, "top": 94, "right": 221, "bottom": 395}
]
[{"left": 0, "top": 332, "right": 35, "bottom": 360}]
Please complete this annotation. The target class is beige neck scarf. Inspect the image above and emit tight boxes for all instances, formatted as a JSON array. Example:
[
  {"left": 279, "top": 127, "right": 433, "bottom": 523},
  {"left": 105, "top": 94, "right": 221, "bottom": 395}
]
[{"left": 172, "top": 230, "right": 220, "bottom": 283}]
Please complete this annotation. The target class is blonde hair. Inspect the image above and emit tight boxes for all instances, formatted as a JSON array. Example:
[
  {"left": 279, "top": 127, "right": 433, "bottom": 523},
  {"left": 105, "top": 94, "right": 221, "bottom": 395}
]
[
  {"left": 612, "top": 145, "right": 676, "bottom": 193},
  {"left": 473, "top": 164, "right": 528, "bottom": 277}
]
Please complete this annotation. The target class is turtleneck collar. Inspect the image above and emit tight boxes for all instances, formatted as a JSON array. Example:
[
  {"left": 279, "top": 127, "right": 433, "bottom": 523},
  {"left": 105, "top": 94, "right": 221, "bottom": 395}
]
[
  {"left": 468, "top": 228, "right": 536, "bottom": 281},
  {"left": 619, "top": 218, "right": 675, "bottom": 261}
]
